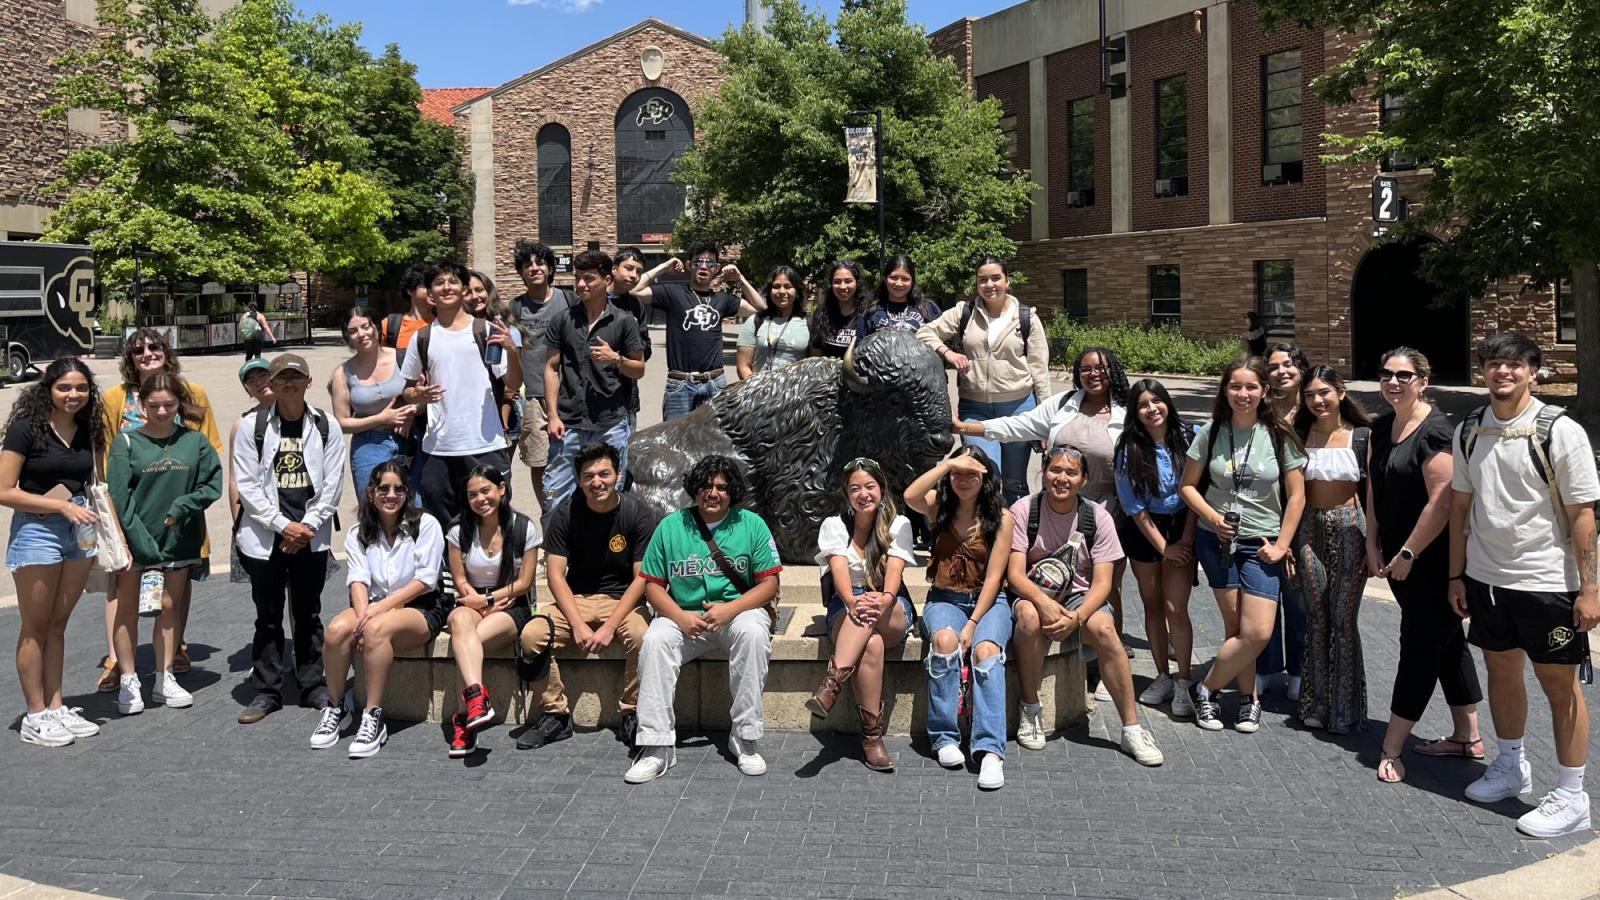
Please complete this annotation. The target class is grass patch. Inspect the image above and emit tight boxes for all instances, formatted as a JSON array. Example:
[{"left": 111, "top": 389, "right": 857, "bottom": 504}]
[{"left": 1045, "top": 318, "right": 1242, "bottom": 376}]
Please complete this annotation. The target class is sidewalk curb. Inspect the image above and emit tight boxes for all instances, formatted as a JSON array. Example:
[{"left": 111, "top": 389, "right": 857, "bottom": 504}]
[
  {"left": 0, "top": 875, "right": 98, "bottom": 899},
  {"left": 1406, "top": 843, "right": 1600, "bottom": 899}
]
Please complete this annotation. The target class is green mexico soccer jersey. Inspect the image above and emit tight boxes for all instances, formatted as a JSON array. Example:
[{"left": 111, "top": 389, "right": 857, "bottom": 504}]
[{"left": 640, "top": 508, "right": 783, "bottom": 611}]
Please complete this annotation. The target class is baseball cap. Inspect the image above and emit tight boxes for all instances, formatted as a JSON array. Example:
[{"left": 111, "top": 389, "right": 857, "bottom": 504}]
[
  {"left": 266, "top": 353, "right": 311, "bottom": 380},
  {"left": 237, "top": 358, "right": 270, "bottom": 383}
]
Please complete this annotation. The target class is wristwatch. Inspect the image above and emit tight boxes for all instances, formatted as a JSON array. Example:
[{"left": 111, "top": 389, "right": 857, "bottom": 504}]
[{"left": 1398, "top": 546, "right": 1416, "bottom": 562}]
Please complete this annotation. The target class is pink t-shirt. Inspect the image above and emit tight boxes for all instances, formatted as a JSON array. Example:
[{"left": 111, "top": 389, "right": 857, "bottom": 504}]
[{"left": 1008, "top": 494, "right": 1124, "bottom": 594}]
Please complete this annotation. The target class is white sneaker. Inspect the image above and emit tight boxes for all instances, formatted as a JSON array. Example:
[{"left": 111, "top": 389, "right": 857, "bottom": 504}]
[
  {"left": 1466, "top": 753, "right": 1534, "bottom": 803},
  {"left": 1517, "top": 790, "right": 1593, "bottom": 838},
  {"left": 1170, "top": 680, "right": 1195, "bottom": 719},
  {"left": 1121, "top": 726, "right": 1165, "bottom": 767},
  {"left": 1138, "top": 674, "right": 1175, "bottom": 706},
  {"left": 117, "top": 674, "right": 144, "bottom": 715},
  {"left": 1017, "top": 705, "right": 1047, "bottom": 751},
  {"left": 731, "top": 735, "right": 767, "bottom": 776},
  {"left": 348, "top": 708, "right": 387, "bottom": 759},
  {"left": 1093, "top": 680, "right": 1112, "bottom": 703},
  {"left": 49, "top": 707, "right": 99, "bottom": 737},
  {"left": 624, "top": 746, "right": 676, "bottom": 784},
  {"left": 936, "top": 744, "right": 965, "bottom": 768},
  {"left": 151, "top": 671, "right": 192, "bottom": 708},
  {"left": 309, "top": 705, "right": 347, "bottom": 750},
  {"left": 1286, "top": 676, "right": 1302, "bottom": 703},
  {"left": 18, "top": 712, "right": 73, "bottom": 747},
  {"left": 977, "top": 753, "right": 1004, "bottom": 790}
]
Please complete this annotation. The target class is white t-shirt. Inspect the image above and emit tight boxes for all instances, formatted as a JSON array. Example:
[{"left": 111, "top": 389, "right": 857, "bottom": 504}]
[
  {"left": 446, "top": 517, "right": 543, "bottom": 590},
  {"left": 399, "top": 318, "right": 510, "bottom": 456},
  {"left": 1452, "top": 399, "right": 1600, "bottom": 592},
  {"left": 344, "top": 513, "right": 444, "bottom": 600},
  {"left": 813, "top": 514, "right": 916, "bottom": 589}
]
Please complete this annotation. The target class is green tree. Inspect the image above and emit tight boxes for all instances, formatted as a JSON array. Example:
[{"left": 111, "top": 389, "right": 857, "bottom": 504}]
[
  {"left": 672, "top": 0, "right": 1033, "bottom": 300},
  {"left": 1255, "top": 0, "right": 1600, "bottom": 428}
]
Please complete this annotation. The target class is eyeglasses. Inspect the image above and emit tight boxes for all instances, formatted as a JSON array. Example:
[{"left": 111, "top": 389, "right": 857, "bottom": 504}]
[
  {"left": 1079, "top": 365, "right": 1109, "bottom": 376},
  {"left": 373, "top": 485, "right": 407, "bottom": 496},
  {"left": 432, "top": 276, "right": 462, "bottom": 287},
  {"left": 691, "top": 259, "right": 719, "bottom": 269},
  {"left": 1378, "top": 369, "right": 1419, "bottom": 384}
]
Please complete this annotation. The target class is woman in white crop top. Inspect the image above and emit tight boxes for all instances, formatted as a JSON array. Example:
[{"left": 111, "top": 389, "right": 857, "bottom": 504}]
[{"left": 1290, "top": 366, "right": 1373, "bottom": 735}]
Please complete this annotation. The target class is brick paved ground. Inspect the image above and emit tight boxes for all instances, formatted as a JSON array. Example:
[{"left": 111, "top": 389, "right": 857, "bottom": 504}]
[{"left": 0, "top": 564, "right": 1595, "bottom": 899}]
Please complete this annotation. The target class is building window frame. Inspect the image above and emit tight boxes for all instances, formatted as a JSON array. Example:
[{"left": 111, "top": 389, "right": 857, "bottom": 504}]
[
  {"left": 1556, "top": 276, "right": 1577, "bottom": 344},
  {"left": 1255, "top": 260, "right": 1296, "bottom": 340},
  {"left": 997, "top": 114, "right": 1019, "bottom": 170},
  {"left": 1261, "top": 49, "right": 1303, "bottom": 184},
  {"left": 535, "top": 123, "right": 574, "bottom": 247},
  {"left": 1154, "top": 75, "right": 1188, "bottom": 196},
  {"left": 1066, "top": 97, "right": 1095, "bottom": 207},
  {"left": 1062, "top": 268, "right": 1089, "bottom": 323},
  {"left": 1149, "top": 264, "right": 1181, "bottom": 328},
  {"left": 1379, "top": 94, "right": 1419, "bottom": 172}
]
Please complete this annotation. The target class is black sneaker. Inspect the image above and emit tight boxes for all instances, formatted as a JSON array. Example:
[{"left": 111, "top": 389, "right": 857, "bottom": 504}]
[
  {"left": 237, "top": 695, "right": 281, "bottom": 725},
  {"left": 617, "top": 711, "right": 638, "bottom": 748},
  {"left": 304, "top": 687, "right": 335, "bottom": 710},
  {"left": 1235, "top": 700, "right": 1263, "bottom": 734},
  {"left": 1194, "top": 695, "right": 1224, "bottom": 731},
  {"left": 515, "top": 712, "right": 574, "bottom": 750}
]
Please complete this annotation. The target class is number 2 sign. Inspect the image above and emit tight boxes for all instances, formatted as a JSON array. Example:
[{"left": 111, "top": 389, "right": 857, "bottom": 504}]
[{"left": 1371, "top": 174, "right": 1406, "bottom": 223}]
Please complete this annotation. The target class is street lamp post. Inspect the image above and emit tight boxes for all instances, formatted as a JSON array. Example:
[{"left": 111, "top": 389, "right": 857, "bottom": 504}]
[{"left": 849, "top": 108, "right": 886, "bottom": 270}]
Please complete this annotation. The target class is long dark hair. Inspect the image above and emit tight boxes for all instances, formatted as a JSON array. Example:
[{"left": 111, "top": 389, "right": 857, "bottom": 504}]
[
  {"left": 1265, "top": 342, "right": 1311, "bottom": 395},
  {"left": 755, "top": 265, "right": 808, "bottom": 324},
  {"left": 931, "top": 445, "right": 1006, "bottom": 549},
  {"left": 1294, "top": 365, "right": 1372, "bottom": 438},
  {"left": 1210, "top": 356, "right": 1304, "bottom": 453},
  {"left": 3, "top": 356, "right": 107, "bottom": 457},
  {"left": 455, "top": 465, "right": 524, "bottom": 589},
  {"left": 1115, "top": 378, "right": 1190, "bottom": 502},
  {"left": 137, "top": 371, "right": 203, "bottom": 429},
  {"left": 119, "top": 327, "right": 182, "bottom": 388},
  {"left": 1072, "top": 346, "right": 1130, "bottom": 408},
  {"left": 356, "top": 460, "right": 424, "bottom": 549},
  {"left": 340, "top": 304, "right": 380, "bottom": 348},
  {"left": 840, "top": 458, "right": 899, "bottom": 592},
  {"left": 810, "top": 259, "right": 869, "bottom": 349},
  {"left": 864, "top": 254, "right": 936, "bottom": 321}
]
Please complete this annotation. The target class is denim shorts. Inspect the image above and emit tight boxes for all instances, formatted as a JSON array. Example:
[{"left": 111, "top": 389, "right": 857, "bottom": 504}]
[
  {"left": 1195, "top": 528, "right": 1283, "bottom": 600},
  {"left": 825, "top": 585, "right": 916, "bottom": 637},
  {"left": 6, "top": 496, "right": 96, "bottom": 571}
]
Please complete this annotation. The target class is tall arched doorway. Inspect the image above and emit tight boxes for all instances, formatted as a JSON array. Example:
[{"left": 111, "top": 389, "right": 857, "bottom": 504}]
[
  {"left": 615, "top": 88, "right": 693, "bottom": 245},
  {"left": 1350, "top": 237, "right": 1469, "bottom": 382}
]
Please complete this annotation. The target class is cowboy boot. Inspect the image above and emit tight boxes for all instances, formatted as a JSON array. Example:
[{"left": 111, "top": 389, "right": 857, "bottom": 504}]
[
  {"left": 857, "top": 705, "right": 893, "bottom": 772},
  {"left": 805, "top": 661, "right": 856, "bottom": 718}
]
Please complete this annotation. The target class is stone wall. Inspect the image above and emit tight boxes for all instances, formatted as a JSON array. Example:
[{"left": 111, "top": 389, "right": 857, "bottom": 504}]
[{"left": 0, "top": 0, "right": 100, "bottom": 235}]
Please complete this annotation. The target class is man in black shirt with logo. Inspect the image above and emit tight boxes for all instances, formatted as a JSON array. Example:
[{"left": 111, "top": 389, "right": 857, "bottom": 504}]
[
  {"left": 519, "top": 442, "right": 659, "bottom": 749},
  {"left": 630, "top": 239, "right": 766, "bottom": 420}
]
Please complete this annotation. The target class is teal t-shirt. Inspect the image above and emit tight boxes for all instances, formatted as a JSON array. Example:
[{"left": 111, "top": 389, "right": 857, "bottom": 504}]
[
  {"left": 641, "top": 508, "right": 783, "bottom": 610},
  {"left": 1187, "top": 421, "right": 1306, "bottom": 540}
]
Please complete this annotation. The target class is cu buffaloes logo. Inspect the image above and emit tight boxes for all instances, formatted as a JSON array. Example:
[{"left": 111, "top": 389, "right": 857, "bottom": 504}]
[
  {"left": 609, "top": 534, "right": 627, "bottom": 553},
  {"left": 43, "top": 255, "right": 95, "bottom": 351},
  {"left": 1548, "top": 626, "right": 1575, "bottom": 649}
]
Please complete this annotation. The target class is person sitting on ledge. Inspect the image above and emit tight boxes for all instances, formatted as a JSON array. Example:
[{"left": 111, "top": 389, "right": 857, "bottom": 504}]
[
  {"left": 519, "top": 442, "right": 658, "bottom": 751},
  {"left": 626, "top": 455, "right": 782, "bottom": 784}
]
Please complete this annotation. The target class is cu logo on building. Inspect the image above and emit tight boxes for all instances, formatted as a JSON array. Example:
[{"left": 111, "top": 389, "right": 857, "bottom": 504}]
[
  {"left": 635, "top": 97, "right": 675, "bottom": 127},
  {"left": 44, "top": 255, "right": 95, "bottom": 351}
]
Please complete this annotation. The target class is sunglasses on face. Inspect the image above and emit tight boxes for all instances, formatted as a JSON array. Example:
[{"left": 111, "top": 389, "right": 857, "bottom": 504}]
[
  {"left": 691, "top": 259, "right": 719, "bottom": 269},
  {"left": 134, "top": 344, "right": 165, "bottom": 355},
  {"left": 373, "top": 484, "right": 407, "bottom": 496},
  {"left": 1378, "top": 369, "right": 1419, "bottom": 384}
]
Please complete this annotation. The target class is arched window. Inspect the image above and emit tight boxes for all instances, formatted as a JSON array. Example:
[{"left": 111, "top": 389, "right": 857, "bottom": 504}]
[
  {"left": 536, "top": 123, "right": 572, "bottom": 247},
  {"left": 615, "top": 88, "right": 693, "bottom": 245}
]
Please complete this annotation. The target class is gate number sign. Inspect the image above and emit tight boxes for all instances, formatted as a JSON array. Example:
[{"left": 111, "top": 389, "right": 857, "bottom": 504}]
[{"left": 1372, "top": 175, "right": 1406, "bottom": 223}]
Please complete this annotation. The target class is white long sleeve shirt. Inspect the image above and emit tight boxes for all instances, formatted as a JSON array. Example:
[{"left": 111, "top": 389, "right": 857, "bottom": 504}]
[
  {"left": 232, "top": 403, "right": 347, "bottom": 560},
  {"left": 344, "top": 513, "right": 444, "bottom": 599},
  {"left": 980, "top": 389, "right": 1126, "bottom": 447}
]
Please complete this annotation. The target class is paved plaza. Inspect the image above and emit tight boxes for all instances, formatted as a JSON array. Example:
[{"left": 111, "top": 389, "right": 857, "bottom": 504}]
[{"left": 0, "top": 332, "right": 1595, "bottom": 898}]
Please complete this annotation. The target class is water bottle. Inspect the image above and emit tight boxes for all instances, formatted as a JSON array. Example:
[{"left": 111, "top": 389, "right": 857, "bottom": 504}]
[
  {"left": 1222, "top": 509, "right": 1242, "bottom": 558},
  {"left": 484, "top": 316, "right": 504, "bottom": 366},
  {"left": 75, "top": 519, "right": 96, "bottom": 552}
]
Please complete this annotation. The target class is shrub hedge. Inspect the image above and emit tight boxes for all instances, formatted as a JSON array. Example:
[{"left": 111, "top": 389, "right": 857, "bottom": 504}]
[{"left": 1044, "top": 318, "right": 1242, "bottom": 376}]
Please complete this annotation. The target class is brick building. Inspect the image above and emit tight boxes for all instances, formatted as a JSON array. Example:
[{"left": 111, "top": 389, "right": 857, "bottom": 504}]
[
  {"left": 948, "top": 0, "right": 1574, "bottom": 380},
  {"left": 452, "top": 19, "right": 725, "bottom": 290}
]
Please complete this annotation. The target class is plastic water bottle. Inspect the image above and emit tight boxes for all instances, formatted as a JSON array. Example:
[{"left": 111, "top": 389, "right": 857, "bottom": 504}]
[
  {"left": 484, "top": 316, "right": 504, "bottom": 366},
  {"left": 75, "top": 519, "right": 95, "bottom": 552}
]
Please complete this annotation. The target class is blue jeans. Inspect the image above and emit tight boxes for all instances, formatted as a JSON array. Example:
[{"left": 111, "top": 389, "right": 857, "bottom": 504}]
[
  {"left": 542, "top": 417, "right": 633, "bottom": 512},
  {"left": 6, "top": 496, "right": 94, "bottom": 571},
  {"left": 922, "top": 587, "right": 1014, "bottom": 759},
  {"left": 958, "top": 394, "right": 1037, "bottom": 506},
  {"left": 350, "top": 429, "right": 402, "bottom": 496},
  {"left": 662, "top": 374, "right": 726, "bottom": 421},
  {"left": 1257, "top": 563, "right": 1306, "bottom": 679}
]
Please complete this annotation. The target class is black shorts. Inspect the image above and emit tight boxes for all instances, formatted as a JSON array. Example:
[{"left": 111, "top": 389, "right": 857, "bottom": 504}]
[
  {"left": 1464, "top": 575, "right": 1588, "bottom": 665},
  {"left": 1118, "top": 509, "right": 1189, "bottom": 565}
]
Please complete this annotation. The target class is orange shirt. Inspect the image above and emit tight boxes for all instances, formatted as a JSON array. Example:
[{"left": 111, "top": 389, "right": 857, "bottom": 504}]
[{"left": 383, "top": 311, "right": 433, "bottom": 349}]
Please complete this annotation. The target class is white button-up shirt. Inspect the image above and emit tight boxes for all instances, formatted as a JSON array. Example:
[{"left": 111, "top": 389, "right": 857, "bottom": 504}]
[{"left": 343, "top": 513, "right": 445, "bottom": 600}]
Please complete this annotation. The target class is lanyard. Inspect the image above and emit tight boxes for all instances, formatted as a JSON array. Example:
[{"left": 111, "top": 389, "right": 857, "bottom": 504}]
[
  {"left": 765, "top": 316, "right": 794, "bottom": 353},
  {"left": 1225, "top": 422, "right": 1259, "bottom": 497}
]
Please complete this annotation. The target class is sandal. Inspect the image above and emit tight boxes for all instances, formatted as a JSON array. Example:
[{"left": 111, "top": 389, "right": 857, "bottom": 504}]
[
  {"left": 95, "top": 656, "right": 118, "bottom": 693},
  {"left": 1413, "top": 736, "right": 1485, "bottom": 759},
  {"left": 1377, "top": 754, "right": 1406, "bottom": 784}
]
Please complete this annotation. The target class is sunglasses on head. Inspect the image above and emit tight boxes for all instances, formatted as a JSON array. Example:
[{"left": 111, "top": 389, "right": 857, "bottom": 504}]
[{"left": 1378, "top": 369, "right": 1419, "bottom": 384}]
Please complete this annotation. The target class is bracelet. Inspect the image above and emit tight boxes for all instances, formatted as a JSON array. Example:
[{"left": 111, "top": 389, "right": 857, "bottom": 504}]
[{"left": 1448, "top": 575, "right": 1464, "bottom": 582}]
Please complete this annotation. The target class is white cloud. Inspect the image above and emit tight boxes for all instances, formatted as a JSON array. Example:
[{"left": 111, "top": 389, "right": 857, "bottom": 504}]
[{"left": 508, "top": 0, "right": 602, "bottom": 11}]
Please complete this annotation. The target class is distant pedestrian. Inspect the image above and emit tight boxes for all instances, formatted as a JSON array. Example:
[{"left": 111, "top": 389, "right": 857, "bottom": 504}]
[
  {"left": 1244, "top": 311, "right": 1267, "bottom": 357},
  {"left": 239, "top": 302, "right": 275, "bottom": 360}
]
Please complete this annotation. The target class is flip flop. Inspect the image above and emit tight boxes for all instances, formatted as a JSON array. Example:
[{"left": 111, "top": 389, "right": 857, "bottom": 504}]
[
  {"left": 1413, "top": 737, "right": 1485, "bottom": 759},
  {"left": 1377, "top": 755, "right": 1405, "bottom": 784}
]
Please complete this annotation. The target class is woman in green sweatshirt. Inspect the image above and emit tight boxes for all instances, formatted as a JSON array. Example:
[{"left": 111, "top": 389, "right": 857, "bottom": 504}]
[{"left": 106, "top": 372, "right": 224, "bottom": 715}]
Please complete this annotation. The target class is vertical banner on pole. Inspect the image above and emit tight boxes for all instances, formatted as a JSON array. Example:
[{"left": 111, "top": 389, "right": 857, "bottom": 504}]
[{"left": 845, "top": 126, "right": 877, "bottom": 204}]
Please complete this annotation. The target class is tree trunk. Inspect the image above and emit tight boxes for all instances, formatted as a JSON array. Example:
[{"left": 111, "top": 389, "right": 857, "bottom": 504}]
[{"left": 1571, "top": 261, "right": 1600, "bottom": 438}]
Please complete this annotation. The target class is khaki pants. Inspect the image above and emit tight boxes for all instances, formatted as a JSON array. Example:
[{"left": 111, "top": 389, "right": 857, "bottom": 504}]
[{"left": 522, "top": 594, "right": 648, "bottom": 715}]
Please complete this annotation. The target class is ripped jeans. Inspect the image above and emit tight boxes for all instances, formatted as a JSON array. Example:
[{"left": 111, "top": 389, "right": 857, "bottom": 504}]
[{"left": 922, "top": 587, "right": 1014, "bottom": 759}]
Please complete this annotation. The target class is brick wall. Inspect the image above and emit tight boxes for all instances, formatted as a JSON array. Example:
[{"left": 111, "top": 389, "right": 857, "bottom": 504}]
[
  {"left": 1229, "top": 3, "right": 1326, "bottom": 223},
  {"left": 929, "top": 18, "right": 974, "bottom": 87},
  {"left": 0, "top": 0, "right": 98, "bottom": 207},
  {"left": 1128, "top": 12, "right": 1210, "bottom": 232},
  {"left": 1044, "top": 42, "right": 1112, "bottom": 239},
  {"left": 975, "top": 62, "right": 1032, "bottom": 242}
]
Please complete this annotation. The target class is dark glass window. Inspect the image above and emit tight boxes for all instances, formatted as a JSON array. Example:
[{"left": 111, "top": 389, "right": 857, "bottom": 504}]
[
  {"left": 1149, "top": 264, "right": 1181, "bottom": 327},
  {"left": 1380, "top": 94, "right": 1419, "bottom": 171},
  {"left": 615, "top": 88, "right": 694, "bottom": 245},
  {"left": 536, "top": 123, "right": 573, "bottom": 247},
  {"left": 1155, "top": 76, "right": 1188, "bottom": 191},
  {"left": 1067, "top": 97, "right": 1095, "bottom": 201},
  {"left": 1262, "top": 50, "right": 1303, "bottom": 175},
  {"left": 1256, "top": 260, "right": 1296, "bottom": 339},
  {"left": 997, "top": 114, "right": 1019, "bottom": 169},
  {"left": 1557, "top": 277, "right": 1576, "bottom": 344},
  {"left": 1062, "top": 268, "right": 1088, "bottom": 323}
]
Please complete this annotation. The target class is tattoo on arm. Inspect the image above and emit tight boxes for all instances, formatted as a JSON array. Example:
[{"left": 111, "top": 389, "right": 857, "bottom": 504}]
[{"left": 1578, "top": 532, "right": 1598, "bottom": 591}]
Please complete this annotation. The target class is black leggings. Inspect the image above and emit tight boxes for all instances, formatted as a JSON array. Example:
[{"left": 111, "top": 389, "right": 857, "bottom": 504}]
[{"left": 1390, "top": 568, "right": 1484, "bottom": 721}]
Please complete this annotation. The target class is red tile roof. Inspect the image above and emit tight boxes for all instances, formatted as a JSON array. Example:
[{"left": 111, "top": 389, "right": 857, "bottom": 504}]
[{"left": 418, "top": 88, "right": 490, "bottom": 125}]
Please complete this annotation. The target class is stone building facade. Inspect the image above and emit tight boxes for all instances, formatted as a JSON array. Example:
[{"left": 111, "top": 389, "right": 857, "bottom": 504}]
[
  {"left": 453, "top": 19, "right": 725, "bottom": 290},
  {"left": 958, "top": 0, "right": 1572, "bottom": 380}
]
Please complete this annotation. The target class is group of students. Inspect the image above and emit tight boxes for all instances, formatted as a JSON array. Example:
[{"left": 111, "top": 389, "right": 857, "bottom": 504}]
[{"left": 0, "top": 233, "right": 1594, "bottom": 837}]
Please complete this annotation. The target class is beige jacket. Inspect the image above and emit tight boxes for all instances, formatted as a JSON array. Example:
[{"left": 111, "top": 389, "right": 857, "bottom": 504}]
[{"left": 916, "top": 295, "right": 1051, "bottom": 404}]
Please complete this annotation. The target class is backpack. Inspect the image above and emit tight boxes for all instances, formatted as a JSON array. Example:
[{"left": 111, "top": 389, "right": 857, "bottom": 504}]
[
  {"left": 413, "top": 317, "right": 522, "bottom": 439},
  {"left": 239, "top": 314, "right": 261, "bottom": 340},
  {"left": 250, "top": 406, "right": 338, "bottom": 530},
  {"left": 1457, "top": 403, "right": 1574, "bottom": 537},
  {"left": 1027, "top": 492, "right": 1099, "bottom": 551},
  {"left": 1024, "top": 494, "right": 1101, "bottom": 606},
  {"left": 946, "top": 300, "right": 1033, "bottom": 359},
  {"left": 1350, "top": 426, "right": 1371, "bottom": 509}
]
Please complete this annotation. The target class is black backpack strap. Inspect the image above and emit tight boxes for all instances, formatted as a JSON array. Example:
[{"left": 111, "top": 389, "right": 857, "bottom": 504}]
[
  {"left": 1459, "top": 404, "right": 1489, "bottom": 460},
  {"left": 1027, "top": 491, "right": 1044, "bottom": 548},
  {"left": 948, "top": 300, "right": 975, "bottom": 355},
  {"left": 251, "top": 407, "right": 270, "bottom": 457},
  {"left": 384, "top": 313, "right": 402, "bottom": 350},
  {"left": 1019, "top": 304, "right": 1032, "bottom": 356},
  {"left": 1351, "top": 426, "right": 1371, "bottom": 508},
  {"left": 1195, "top": 422, "right": 1221, "bottom": 498},
  {"left": 1077, "top": 498, "right": 1099, "bottom": 548}
]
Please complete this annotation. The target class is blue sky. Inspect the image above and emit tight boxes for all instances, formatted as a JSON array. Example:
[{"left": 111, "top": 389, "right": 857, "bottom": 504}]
[{"left": 291, "top": 0, "right": 1016, "bottom": 88}]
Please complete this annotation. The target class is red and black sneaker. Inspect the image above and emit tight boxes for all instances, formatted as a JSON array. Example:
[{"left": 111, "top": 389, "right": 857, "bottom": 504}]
[
  {"left": 462, "top": 683, "right": 495, "bottom": 732},
  {"left": 447, "top": 713, "right": 476, "bottom": 758}
]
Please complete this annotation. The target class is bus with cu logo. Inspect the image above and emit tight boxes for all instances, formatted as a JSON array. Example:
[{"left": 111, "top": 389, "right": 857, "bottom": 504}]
[{"left": 0, "top": 241, "right": 96, "bottom": 382}]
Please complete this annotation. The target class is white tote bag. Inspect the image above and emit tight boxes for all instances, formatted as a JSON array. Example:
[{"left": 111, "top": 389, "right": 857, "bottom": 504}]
[{"left": 87, "top": 462, "right": 131, "bottom": 574}]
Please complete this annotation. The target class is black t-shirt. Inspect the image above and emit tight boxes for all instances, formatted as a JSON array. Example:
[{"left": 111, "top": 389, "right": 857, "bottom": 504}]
[
  {"left": 610, "top": 293, "right": 650, "bottom": 414},
  {"left": 810, "top": 306, "right": 858, "bottom": 359},
  {"left": 857, "top": 299, "right": 938, "bottom": 339},
  {"left": 544, "top": 299, "right": 647, "bottom": 430},
  {"left": 2, "top": 420, "right": 93, "bottom": 495},
  {"left": 648, "top": 284, "right": 739, "bottom": 373},
  {"left": 273, "top": 416, "right": 312, "bottom": 523},
  {"left": 1369, "top": 407, "right": 1454, "bottom": 565},
  {"left": 544, "top": 493, "right": 659, "bottom": 596}
]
